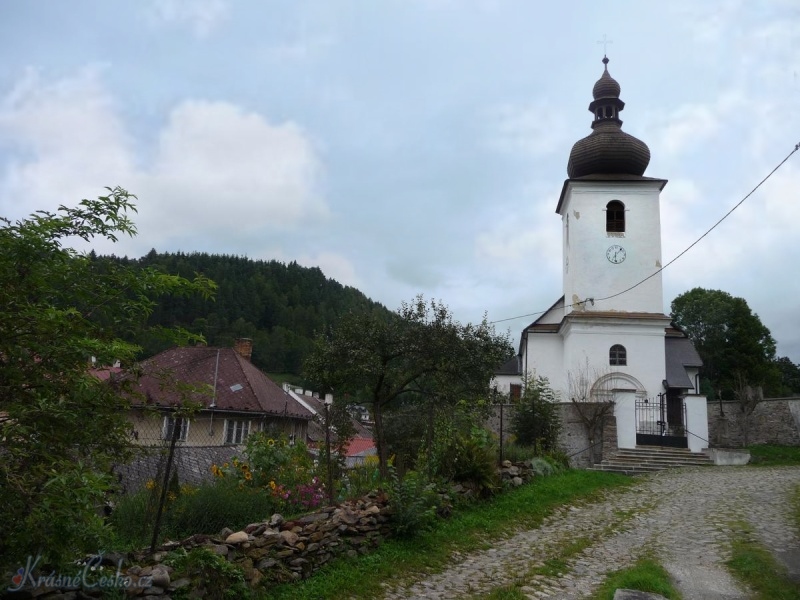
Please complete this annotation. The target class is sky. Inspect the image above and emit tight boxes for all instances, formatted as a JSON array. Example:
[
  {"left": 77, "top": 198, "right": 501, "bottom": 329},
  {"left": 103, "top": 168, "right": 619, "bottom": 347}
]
[{"left": 1, "top": 1, "right": 799, "bottom": 362}]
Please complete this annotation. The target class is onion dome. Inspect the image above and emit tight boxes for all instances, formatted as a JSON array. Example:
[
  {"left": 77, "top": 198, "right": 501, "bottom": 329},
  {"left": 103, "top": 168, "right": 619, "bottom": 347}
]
[{"left": 567, "top": 57, "right": 650, "bottom": 179}]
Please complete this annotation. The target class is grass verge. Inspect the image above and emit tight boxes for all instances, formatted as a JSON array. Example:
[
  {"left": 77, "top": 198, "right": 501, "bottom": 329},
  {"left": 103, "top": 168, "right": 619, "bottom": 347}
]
[
  {"left": 262, "top": 469, "right": 632, "bottom": 600},
  {"left": 590, "top": 557, "right": 682, "bottom": 600},
  {"left": 747, "top": 444, "right": 800, "bottom": 466},
  {"left": 726, "top": 520, "right": 800, "bottom": 600}
]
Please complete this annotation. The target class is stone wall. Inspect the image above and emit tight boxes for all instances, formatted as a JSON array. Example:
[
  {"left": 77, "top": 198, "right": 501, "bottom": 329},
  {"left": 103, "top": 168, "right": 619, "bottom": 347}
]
[
  {"left": 114, "top": 445, "right": 241, "bottom": 494},
  {"left": 486, "top": 402, "right": 617, "bottom": 468},
  {"left": 707, "top": 397, "right": 800, "bottom": 448}
]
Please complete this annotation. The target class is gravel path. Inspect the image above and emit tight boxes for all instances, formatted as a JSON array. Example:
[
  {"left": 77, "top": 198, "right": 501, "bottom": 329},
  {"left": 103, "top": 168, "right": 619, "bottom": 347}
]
[{"left": 381, "top": 466, "right": 800, "bottom": 599}]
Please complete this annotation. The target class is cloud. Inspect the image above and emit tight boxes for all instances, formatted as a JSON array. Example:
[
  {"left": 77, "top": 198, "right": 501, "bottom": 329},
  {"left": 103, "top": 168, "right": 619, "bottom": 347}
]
[
  {"left": 648, "top": 92, "right": 745, "bottom": 157},
  {"left": 139, "top": 100, "right": 327, "bottom": 242},
  {"left": 145, "top": 0, "right": 229, "bottom": 38},
  {"left": 0, "top": 66, "right": 133, "bottom": 220},
  {"left": 0, "top": 68, "right": 326, "bottom": 257},
  {"left": 485, "top": 101, "right": 570, "bottom": 159},
  {"left": 263, "top": 35, "right": 337, "bottom": 63},
  {"left": 296, "top": 251, "right": 362, "bottom": 289}
]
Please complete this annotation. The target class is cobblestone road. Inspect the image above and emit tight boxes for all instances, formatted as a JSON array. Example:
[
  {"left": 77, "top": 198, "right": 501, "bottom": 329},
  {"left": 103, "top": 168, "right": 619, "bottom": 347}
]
[{"left": 382, "top": 466, "right": 800, "bottom": 599}]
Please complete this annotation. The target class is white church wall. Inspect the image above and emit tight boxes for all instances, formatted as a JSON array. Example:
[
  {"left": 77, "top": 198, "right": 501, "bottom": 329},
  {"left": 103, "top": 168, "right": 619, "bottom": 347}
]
[
  {"left": 560, "top": 319, "right": 668, "bottom": 401},
  {"left": 522, "top": 333, "right": 565, "bottom": 397},
  {"left": 560, "top": 181, "right": 665, "bottom": 316},
  {"left": 615, "top": 391, "right": 637, "bottom": 449},
  {"left": 684, "top": 394, "right": 709, "bottom": 452}
]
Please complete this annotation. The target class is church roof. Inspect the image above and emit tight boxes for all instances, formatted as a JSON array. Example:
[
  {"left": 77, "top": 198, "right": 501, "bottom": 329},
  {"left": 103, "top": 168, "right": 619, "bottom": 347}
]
[
  {"left": 665, "top": 336, "right": 703, "bottom": 389},
  {"left": 566, "top": 57, "right": 651, "bottom": 179}
]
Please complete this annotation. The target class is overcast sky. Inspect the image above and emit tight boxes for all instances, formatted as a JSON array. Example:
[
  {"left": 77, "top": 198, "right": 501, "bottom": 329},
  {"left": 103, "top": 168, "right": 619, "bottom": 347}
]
[{"left": 1, "top": 1, "right": 799, "bottom": 362}]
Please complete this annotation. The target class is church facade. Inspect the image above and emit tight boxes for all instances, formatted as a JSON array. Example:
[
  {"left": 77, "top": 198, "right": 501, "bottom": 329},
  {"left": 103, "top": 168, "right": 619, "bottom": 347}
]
[{"left": 496, "top": 58, "right": 709, "bottom": 454}]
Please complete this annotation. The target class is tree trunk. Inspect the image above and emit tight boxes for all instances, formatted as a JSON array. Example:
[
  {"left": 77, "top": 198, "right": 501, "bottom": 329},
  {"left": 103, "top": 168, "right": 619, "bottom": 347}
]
[{"left": 372, "top": 400, "right": 389, "bottom": 477}]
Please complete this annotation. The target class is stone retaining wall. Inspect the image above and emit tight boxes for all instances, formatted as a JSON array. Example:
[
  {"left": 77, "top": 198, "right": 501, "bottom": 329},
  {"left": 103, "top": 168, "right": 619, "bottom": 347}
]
[
  {"left": 487, "top": 403, "right": 617, "bottom": 468},
  {"left": 14, "top": 463, "right": 540, "bottom": 599},
  {"left": 707, "top": 397, "right": 800, "bottom": 448}
]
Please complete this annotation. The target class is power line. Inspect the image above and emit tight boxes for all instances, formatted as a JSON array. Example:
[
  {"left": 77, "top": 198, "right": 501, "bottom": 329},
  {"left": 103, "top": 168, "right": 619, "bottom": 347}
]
[{"left": 489, "top": 140, "right": 800, "bottom": 326}]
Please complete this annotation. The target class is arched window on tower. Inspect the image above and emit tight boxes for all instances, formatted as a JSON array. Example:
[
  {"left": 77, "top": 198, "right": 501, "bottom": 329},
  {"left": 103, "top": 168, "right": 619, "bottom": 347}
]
[
  {"left": 606, "top": 200, "right": 625, "bottom": 233},
  {"left": 609, "top": 344, "right": 627, "bottom": 366}
]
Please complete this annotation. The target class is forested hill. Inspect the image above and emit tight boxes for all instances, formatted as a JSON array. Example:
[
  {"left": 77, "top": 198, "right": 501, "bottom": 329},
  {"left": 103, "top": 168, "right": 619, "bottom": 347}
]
[{"left": 101, "top": 250, "right": 390, "bottom": 377}]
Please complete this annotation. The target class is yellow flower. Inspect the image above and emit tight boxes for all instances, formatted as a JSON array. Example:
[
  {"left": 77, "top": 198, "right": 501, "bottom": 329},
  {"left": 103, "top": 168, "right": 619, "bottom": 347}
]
[
  {"left": 244, "top": 471, "right": 252, "bottom": 481},
  {"left": 167, "top": 492, "right": 177, "bottom": 501},
  {"left": 223, "top": 462, "right": 229, "bottom": 468},
  {"left": 145, "top": 479, "right": 156, "bottom": 490},
  {"left": 267, "top": 438, "right": 276, "bottom": 447},
  {"left": 269, "top": 480, "right": 276, "bottom": 490}
]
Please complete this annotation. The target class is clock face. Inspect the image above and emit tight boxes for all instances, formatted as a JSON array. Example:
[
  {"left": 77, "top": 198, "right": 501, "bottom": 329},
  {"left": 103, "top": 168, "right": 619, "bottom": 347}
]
[{"left": 606, "top": 245, "right": 626, "bottom": 264}]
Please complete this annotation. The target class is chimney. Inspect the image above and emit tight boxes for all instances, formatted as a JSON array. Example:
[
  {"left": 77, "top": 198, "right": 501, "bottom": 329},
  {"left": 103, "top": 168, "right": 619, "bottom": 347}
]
[{"left": 233, "top": 338, "right": 253, "bottom": 361}]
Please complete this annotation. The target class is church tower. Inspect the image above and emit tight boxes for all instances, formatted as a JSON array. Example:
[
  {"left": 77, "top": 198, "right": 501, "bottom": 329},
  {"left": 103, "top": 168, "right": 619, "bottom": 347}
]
[
  {"left": 495, "top": 56, "right": 708, "bottom": 456},
  {"left": 560, "top": 56, "right": 666, "bottom": 317}
]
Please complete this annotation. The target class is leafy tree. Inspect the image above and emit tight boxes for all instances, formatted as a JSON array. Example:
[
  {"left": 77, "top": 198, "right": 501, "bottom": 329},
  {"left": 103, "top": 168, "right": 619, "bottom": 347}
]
[
  {"left": 670, "top": 288, "right": 781, "bottom": 397},
  {"left": 774, "top": 356, "right": 800, "bottom": 396},
  {"left": 303, "top": 296, "right": 511, "bottom": 475},
  {"left": 512, "top": 375, "right": 561, "bottom": 452},
  {"left": 101, "top": 250, "right": 388, "bottom": 376},
  {"left": 0, "top": 188, "right": 214, "bottom": 572}
]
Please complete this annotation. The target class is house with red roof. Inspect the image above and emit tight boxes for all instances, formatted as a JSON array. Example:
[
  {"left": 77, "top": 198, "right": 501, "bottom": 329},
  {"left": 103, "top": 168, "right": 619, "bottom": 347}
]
[{"left": 125, "top": 338, "right": 314, "bottom": 447}]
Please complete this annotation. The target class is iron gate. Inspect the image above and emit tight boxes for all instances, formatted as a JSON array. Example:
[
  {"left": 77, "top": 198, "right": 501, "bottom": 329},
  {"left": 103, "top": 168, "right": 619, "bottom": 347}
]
[{"left": 635, "top": 396, "right": 687, "bottom": 448}]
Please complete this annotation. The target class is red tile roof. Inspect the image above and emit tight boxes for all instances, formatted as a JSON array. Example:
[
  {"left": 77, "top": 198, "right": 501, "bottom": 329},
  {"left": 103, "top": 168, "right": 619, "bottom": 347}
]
[
  {"left": 345, "top": 437, "right": 376, "bottom": 457},
  {"left": 130, "top": 347, "right": 313, "bottom": 419}
]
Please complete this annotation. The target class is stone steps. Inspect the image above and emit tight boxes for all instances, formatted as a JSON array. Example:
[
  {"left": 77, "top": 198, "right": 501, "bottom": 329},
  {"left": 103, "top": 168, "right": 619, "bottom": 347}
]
[{"left": 591, "top": 446, "right": 713, "bottom": 475}]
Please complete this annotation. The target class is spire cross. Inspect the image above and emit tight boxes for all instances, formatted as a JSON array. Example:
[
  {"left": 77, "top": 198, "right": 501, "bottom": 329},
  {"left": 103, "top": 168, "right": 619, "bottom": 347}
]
[{"left": 597, "top": 34, "right": 613, "bottom": 56}]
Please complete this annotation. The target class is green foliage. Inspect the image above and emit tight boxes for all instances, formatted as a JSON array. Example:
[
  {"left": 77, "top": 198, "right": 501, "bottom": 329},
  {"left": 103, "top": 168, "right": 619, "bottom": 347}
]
[
  {"left": 112, "top": 479, "right": 278, "bottom": 549},
  {"left": 386, "top": 469, "right": 441, "bottom": 538},
  {"left": 526, "top": 457, "right": 557, "bottom": 477},
  {"left": 0, "top": 188, "right": 214, "bottom": 572},
  {"left": 109, "top": 250, "right": 388, "bottom": 375},
  {"left": 747, "top": 444, "right": 800, "bottom": 466},
  {"left": 670, "top": 288, "right": 781, "bottom": 397},
  {"left": 164, "top": 547, "right": 251, "bottom": 600},
  {"left": 304, "top": 296, "right": 512, "bottom": 475},
  {"left": 268, "top": 470, "right": 631, "bottom": 599},
  {"left": 211, "top": 434, "right": 326, "bottom": 514},
  {"left": 774, "top": 356, "right": 800, "bottom": 396},
  {"left": 591, "top": 557, "right": 682, "bottom": 600},
  {"left": 500, "top": 443, "right": 539, "bottom": 463},
  {"left": 726, "top": 521, "right": 800, "bottom": 600},
  {"left": 418, "top": 412, "right": 500, "bottom": 496},
  {"left": 166, "top": 479, "right": 275, "bottom": 539},
  {"left": 340, "top": 456, "right": 384, "bottom": 500},
  {"left": 512, "top": 376, "right": 562, "bottom": 452}
]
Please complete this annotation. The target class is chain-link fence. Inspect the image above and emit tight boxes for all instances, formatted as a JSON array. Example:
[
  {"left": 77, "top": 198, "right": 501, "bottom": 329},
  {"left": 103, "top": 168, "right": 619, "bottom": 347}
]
[{"left": 109, "top": 415, "right": 272, "bottom": 552}]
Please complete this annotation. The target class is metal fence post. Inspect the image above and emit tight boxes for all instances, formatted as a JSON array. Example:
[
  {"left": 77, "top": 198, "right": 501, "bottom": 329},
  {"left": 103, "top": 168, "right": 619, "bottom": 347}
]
[{"left": 150, "top": 416, "right": 181, "bottom": 553}]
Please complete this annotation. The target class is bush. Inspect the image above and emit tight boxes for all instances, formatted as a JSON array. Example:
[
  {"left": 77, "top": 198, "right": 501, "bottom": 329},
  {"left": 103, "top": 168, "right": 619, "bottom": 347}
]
[
  {"left": 340, "top": 455, "right": 384, "bottom": 500},
  {"left": 163, "top": 547, "right": 251, "bottom": 600},
  {"left": 512, "top": 375, "right": 562, "bottom": 452},
  {"left": 526, "top": 457, "right": 556, "bottom": 477},
  {"left": 212, "top": 434, "right": 326, "bottom": 514},
  {"left": 501, "top": 443, "right": 539, "bottom": 463},
  {"left": 386, "top": 469, "right": 441, "bottom": 538},
  {"left": 419, "top": 409, "right": 500, "bottom": 497},
  {"left": 109, "top": 489, "right": 153, "bottom": 550},
  {"left": 111, "top": 479, "right": 277, "bottom": 549},
  {"left": 165, "top": 479, "right": 275, "bottom": 539}
]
